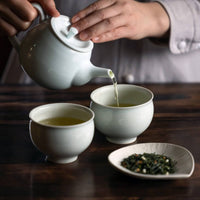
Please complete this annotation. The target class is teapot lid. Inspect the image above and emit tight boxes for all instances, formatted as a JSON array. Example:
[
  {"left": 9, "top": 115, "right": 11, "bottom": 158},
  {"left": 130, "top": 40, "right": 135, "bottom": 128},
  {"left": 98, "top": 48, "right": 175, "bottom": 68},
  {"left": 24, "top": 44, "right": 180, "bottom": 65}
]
[{"left": 51, "top": 15, "right": 93, "bottom": 52}]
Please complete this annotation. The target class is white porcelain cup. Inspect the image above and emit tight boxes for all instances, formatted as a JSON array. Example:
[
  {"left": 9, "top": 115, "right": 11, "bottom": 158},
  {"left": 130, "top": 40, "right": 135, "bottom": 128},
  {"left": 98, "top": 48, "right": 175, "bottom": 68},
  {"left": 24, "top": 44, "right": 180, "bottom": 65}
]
[
  {"left": 90, "top": 84, "right": 154, "bottom": 144},
  {"left": 29, "top": 103, "right": 95, "bottom": 164}
]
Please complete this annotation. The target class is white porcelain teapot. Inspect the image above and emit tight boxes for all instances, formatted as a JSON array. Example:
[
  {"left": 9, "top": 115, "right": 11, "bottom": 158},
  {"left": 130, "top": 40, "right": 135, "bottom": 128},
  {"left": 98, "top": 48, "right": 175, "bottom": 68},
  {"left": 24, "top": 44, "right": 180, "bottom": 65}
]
[{"left": 9, "top": 3, "right": 112, "bottom": 89}]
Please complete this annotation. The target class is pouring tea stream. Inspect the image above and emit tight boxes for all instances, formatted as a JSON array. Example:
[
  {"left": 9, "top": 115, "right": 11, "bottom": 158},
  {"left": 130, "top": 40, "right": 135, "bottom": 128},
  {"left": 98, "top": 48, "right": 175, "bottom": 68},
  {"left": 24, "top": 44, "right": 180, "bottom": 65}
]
[{"left": 8, "top": 3, "right": 113, "bottom": 90}]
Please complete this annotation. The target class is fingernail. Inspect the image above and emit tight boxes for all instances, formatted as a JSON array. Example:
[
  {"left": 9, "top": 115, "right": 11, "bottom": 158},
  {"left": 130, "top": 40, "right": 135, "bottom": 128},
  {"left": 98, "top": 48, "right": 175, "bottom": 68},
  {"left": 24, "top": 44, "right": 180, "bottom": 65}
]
[
  {"left": 54, "top": 10, "right": 60, "bottom": 17},
  {"left": 72, "top": 16, "right": 80, "bottom": 23},
  {"left": 93, "top": 37, "right": 99, "bottom": 41},
  {"left": 80, "top": 32, "right": 88, "bottom": 40}
]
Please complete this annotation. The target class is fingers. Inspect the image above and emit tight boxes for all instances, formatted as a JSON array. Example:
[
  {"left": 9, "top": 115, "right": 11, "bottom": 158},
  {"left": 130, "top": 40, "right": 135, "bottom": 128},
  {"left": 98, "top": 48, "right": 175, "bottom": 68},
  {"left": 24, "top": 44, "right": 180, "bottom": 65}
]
[
  {"left": 0, "top": 0, "right": 34, "bottom": 36},
  {"left": 71, "top": 0, "right": 135, "bottom": 41},
  {"left": 92, "top": 26, "right": 129, "bottom": 43},
  {"left": 30, "top": 0, "right": 60, "bottom": 17},
  {"left": 0, "top": 0, "right": 37, "bottom": 36},
  {"left": 78, "top": 14, "right": 126, "bottom": 41},
  {"left": 72, "top": 0, "right": 125, "bottom": 41},
  {"left": 72, "top": 0, "right": 116, "bottom": 23},
  {"left": 0, "top": 17, "right": 17, "bottom": 36},
  {"left": 3, "top": 6, "right": 31, "bottom": 29},
  {"left": 9, "top": 0, "right": 37, "bottom": 21},
  {"left": 0, "top": 0, "right": 60, "bottom": 36},
  {"left": 73, "top": 3, "right": 121, "bottom": 32}
]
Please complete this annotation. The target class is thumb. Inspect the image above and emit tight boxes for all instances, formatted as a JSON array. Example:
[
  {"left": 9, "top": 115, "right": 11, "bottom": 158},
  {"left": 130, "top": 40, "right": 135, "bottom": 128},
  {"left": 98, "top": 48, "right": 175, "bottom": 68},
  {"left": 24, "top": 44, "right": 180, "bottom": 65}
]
[{"left": 30, "top": 0, "right": 60, "bottom": 17}]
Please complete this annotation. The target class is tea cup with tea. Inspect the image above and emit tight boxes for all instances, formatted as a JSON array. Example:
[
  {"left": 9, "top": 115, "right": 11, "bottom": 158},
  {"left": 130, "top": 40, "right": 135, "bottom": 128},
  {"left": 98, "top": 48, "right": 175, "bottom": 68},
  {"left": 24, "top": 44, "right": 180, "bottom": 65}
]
[
  {"left": 29, "top": 103, "right": 95, "bottom": 164},
  {"left": 90, "top": 84, "right": 154, "bottom": 144}
]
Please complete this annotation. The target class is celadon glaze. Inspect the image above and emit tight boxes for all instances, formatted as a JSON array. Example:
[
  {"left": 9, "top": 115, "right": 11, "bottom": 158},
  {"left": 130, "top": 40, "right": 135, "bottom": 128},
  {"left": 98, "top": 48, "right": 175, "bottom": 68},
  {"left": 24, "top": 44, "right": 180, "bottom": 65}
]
[
  {"left": 29, "top": 103, "right": 95, "bottom": 164},
  {"left": 90, "top": 84, "right": 154, "bottom": 144},
  {"left": 9, "top": 3, "right": 111, "bottom": 90}
]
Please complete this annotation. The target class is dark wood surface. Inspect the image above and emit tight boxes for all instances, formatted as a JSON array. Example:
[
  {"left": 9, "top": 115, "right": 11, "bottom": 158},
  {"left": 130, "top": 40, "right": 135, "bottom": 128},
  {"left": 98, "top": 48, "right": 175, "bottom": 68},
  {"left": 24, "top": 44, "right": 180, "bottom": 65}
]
[{"left": 0, "top": 83, "right": 199, "bottom": 200}]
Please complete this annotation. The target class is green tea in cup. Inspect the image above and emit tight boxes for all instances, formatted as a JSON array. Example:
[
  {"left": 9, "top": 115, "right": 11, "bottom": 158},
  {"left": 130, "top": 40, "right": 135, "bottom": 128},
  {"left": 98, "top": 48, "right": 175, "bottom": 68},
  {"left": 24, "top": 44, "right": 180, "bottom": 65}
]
[
  {"left": 108, "top": 103, "right": 136, "bottom": 107},
  {"left": 90, "top": 84, "right": 154, "bottom": 144},
  {"left": 39, "top": 117, "right": 85, "bottom": 126},
  {"left": 29, "top": 103, "right": 95, "bottom": 164}
]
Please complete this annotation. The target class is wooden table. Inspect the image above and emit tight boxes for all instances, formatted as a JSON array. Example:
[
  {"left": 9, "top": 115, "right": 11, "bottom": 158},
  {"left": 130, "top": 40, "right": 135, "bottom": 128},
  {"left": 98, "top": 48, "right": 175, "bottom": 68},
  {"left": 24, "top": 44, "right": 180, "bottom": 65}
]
[{"left": 0, "top": 83, "right": 199, "bottom": 200}]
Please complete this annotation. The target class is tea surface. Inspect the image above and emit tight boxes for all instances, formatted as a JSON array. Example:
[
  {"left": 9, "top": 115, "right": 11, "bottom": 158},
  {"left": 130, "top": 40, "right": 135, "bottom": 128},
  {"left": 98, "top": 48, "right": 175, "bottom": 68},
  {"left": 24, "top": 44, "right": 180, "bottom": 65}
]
[
  {"left": 39, "top": 117, "right": 85, "bottom": 126},
  {"left": 109, "top": 103, "right": 136, "bottom": 107}
]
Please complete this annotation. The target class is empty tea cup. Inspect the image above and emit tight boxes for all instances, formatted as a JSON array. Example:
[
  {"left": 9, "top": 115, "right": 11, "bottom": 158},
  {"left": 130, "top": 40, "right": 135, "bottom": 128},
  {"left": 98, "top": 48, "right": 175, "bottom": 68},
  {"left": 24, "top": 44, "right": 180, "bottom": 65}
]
[
  {"left": 90, "top": 84, "right": 154, "bottom": 144},
  {"left": 29, "top": 103, "right": 95, "bottom": 164}
]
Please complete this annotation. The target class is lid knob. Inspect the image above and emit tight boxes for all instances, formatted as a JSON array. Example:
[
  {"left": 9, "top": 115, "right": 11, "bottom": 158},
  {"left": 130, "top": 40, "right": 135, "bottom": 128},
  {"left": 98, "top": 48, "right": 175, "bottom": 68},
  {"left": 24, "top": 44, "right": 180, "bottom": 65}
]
[{"left": 66, "top": 27, "right": 79, "bottom": 39}]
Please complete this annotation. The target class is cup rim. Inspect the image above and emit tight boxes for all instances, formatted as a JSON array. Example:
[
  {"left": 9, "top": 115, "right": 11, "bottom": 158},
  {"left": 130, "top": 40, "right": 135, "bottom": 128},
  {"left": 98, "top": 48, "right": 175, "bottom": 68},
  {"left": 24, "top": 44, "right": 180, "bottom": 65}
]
[
  {"left": 29, "top": 103, "right": 95, "bottom": 128},
  {"left": 90, "top": 84, "right": 154, "bottom": 109}
]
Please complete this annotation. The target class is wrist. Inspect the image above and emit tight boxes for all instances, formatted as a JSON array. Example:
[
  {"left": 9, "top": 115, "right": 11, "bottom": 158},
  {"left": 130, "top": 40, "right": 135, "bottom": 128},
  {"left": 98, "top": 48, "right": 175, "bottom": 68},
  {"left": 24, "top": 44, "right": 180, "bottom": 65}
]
[{"left": 144, "top": 2, "right": 170, "bottom": 38}]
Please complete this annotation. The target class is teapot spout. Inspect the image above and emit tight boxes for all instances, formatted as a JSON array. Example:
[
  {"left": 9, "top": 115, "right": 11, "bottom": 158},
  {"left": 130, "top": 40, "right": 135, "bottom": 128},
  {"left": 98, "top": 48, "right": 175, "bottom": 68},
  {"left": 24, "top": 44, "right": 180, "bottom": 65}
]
[
  {"left": 72, "top": 64, "right": 115, "bottom": 86},
  {"left": 90, "top": 65, "right": 114, "bottom": 79}
]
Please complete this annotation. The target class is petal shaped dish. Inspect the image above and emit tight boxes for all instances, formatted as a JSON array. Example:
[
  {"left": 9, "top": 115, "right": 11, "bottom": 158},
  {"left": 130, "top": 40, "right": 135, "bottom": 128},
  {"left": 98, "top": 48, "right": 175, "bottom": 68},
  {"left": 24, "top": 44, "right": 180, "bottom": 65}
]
[{"left": 108, "top": 143, "right": 195, "bottom": 179}]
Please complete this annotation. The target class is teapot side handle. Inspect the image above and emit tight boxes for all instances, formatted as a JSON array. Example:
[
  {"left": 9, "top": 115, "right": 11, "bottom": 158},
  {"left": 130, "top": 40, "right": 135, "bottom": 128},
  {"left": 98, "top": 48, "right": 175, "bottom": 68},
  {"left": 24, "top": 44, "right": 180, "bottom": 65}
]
[
  {"left": 8, "top": 36, "right": 21, "bottom": 52},
  {"left": 31, "top": 3, "right": 46, "bottom": 21},
  {"left": 8, "top": 3, "right": 46, "bottom": 52}
]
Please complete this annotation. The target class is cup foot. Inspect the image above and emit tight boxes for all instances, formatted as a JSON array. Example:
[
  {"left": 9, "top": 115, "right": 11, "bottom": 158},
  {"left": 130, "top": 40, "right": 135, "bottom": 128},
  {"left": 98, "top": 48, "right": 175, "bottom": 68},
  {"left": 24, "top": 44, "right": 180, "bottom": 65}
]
[
  {"left": 106, "top": 137, "right": 137, "bottom": 144},
  {"left": 46, "top": 156, "right": 78, "bottom": 164}
]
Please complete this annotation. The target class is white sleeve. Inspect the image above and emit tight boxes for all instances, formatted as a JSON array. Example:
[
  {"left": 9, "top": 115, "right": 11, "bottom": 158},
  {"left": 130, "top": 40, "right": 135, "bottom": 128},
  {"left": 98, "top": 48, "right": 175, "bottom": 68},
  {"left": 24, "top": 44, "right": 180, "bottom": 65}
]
[{"left": 155, "top": 0, "right": 200, "bottom": 54}]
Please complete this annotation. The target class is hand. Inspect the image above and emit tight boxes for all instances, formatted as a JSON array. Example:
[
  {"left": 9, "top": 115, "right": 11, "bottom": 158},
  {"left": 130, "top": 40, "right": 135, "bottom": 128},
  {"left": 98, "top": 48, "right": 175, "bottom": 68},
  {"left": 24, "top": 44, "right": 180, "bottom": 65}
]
[
  {"left": 71, "top": 0, "right": 170, "bottom": 43},
  {"left": 0, "top": 0, "right": 60, "bottom": 36}
]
